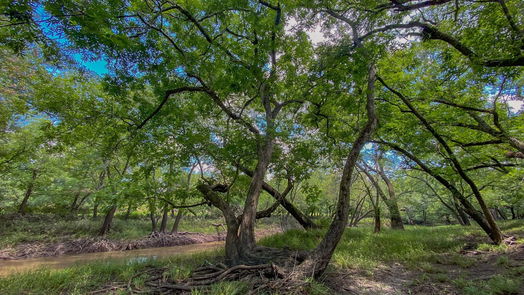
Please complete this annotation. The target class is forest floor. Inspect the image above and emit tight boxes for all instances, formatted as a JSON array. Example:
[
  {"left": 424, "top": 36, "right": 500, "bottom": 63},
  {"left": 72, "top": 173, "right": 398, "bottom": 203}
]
[
  {"left": 0, "top": 219, "right": 523, "bottom": 294},
  {"left": 0, "top": 214, "right": 279, "bottom": 260}
]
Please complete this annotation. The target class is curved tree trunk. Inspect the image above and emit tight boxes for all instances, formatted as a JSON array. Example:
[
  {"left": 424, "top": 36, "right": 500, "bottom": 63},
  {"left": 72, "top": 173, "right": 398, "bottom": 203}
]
[
  {"left": 378, "top": 76, "right": 502, "bottom": 244},
  {"left": 18, "top": 169, "right": 37, "bottom": 215},
  {"left": 375, "top": 160, "right": 404, "bottom": 230},
  {"left": 98, "top": 205, "right": 117, "bottom": 236},
  {"left": 238, "top": 137, "right": 274, "bottom": 254},
  {"left": 298, "top": 64, "right": 378, "bottom": 278}
]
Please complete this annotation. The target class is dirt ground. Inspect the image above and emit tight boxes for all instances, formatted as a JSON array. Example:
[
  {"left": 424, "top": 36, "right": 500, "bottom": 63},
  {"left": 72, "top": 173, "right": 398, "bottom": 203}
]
[{"left": 322, "top": 237, "right": 524, "bottom": 295}]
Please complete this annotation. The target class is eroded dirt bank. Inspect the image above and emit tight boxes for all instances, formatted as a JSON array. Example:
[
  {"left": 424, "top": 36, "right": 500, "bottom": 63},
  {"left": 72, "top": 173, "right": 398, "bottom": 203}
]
[{"left": 0, "top": 229, "right": 279, "bottom": 260}]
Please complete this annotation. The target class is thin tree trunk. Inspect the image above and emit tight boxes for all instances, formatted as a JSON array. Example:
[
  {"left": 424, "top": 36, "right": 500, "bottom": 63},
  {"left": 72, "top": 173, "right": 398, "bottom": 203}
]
[
  {"left": 374, "top": 207, "right": 381, "bottom": 233},
  {"left": 375, "top": 158, "right": 404, "bottom": 230},
  {"left": 455, "top": 202, "right": 471, "bottom": 226},
  {"left": 98, "top": 205, "right": 116, "bottom": 236},
  {"left": 93, "top": 202, "right": 98, "bottom": 218},
  {"left": 376, "top": 140, "right": 496, "bottom": 241},
  {"left": 496, "top": 208, "right": 507, "bottom": 220},
  {"left": 378, "top": 76, "right": 502, "bottom": 244},
  {"left": 124, "top": 203, "right": 132, "bottom": 220},
  {"left": 18, "top": 169, "right": 37, "bottom": 215},
  {"left": 70, "top": 192, "right": 81, "bottom": 212},
  {"left": 150, "top": 210, "right": 158, "bottom": 233},
  {"left": 171, "top": 210, "right": 183, "bottom": 233},
  {"left": 159, "top": 205, "right": 169, "bottom": 233},
  {"left": 510, "top": 206, "right": 516, "bottom": 219}
]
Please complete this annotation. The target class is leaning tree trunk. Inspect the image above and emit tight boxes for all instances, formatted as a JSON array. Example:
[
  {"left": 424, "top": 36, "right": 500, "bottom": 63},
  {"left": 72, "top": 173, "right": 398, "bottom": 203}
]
[
  {"left": 18, "top": 169, "right": 37, "bottom": 215},
  {"left": 378, "top": 76, "right": 503, "bottom": 244},
  {"left": 453, "top": 198, "right": 471, "bottom": 226},
  {"left": 239, "top": 166, "right": 318, "bottom": 229},
  {"left": 376, "top": 161, "right": 404, "bottom": 230},
  {"left": 298, "top": 64, "right": 378, "bottom": 278},
  {"left": 238, "top": 137, "right": 274, "bottom": 255},
  {"left": 98, "top": 205, "right": 117, "bottom": 236}
]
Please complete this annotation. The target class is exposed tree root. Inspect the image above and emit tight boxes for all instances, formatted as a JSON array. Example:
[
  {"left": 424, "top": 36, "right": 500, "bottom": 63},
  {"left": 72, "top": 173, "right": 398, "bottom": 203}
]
[{"left": 91, "top": 248, "right": 314, "bottom": 294}]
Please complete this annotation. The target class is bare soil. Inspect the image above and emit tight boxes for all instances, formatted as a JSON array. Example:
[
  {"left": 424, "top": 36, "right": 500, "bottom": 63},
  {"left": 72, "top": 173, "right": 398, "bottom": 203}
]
[{"left": 321, "top": 237, "right": 524, "bottom": 295}]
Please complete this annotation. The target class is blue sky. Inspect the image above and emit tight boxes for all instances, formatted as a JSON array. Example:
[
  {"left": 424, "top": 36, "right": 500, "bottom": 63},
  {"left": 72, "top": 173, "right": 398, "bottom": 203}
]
[{"left": 36, "top": 6, "right": 109, "bottom": 76}]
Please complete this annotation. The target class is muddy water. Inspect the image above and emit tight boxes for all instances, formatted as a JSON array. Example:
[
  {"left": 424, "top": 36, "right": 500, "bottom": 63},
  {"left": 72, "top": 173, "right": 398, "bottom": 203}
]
[{"left": 0, "top": 241, "right": 224, "bottom": 277}]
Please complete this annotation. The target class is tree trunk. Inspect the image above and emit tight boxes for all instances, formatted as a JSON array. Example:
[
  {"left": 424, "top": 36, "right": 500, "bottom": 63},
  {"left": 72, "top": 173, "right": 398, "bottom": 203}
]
[
  {"left": 510, "top": 206, "right": 516, "bottom": 219},
  {"left": 374, "top": 207, "right": 381, "bottom": 233},
  {"left": 378, "top": 76, "right": 503, "bottom": 244},
  {"left": 124, "top": 203, "right": 132, "bottom": 220},
  {"left": 93, "top": 202, "right": 99, "bottom": 218},
  {"left": 171, "top": 210, "right": 184, "bottom": 234},
  {"left": 159, "top": 205, "right": 169, "bottom": 233},
  {"left": 70, "top": 192, "right": 81, "bottom": 212},
  {"left": 299, "top": 64, "right": 378, "bottom": 278},
  {"left": 496, "top": 208, "right": 507, "bottom": 220},
  {"left": 238, "top": 137, "right": 274, "bottom": 254},
  {"left": 150, "top": 210, "right": 158, "bottom": 233},
  {"left": 376, "top": 160, "right": 404, "bottom": 230},
  {"left": 453, "top": 197, "right": 471, "bottom": 226},
  {"left": 239, "top": 166, "right": 318, "bottom": 229},
  {"left": 98, "top": 205, "right": 116, "bottom": 236},
  {"left": 18, "top": 169, "right": 37, "bottom": 215},
  {"left": 197, "top": 184, "right": 241, "bottom": 265}
]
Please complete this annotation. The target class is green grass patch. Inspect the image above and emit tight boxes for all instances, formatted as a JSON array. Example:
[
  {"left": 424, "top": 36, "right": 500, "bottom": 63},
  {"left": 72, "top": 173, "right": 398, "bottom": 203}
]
[
  {"left": 260, "top": 224, "right": 486, "bottom": 269},
  {"left": 0, "top": 250, "right": 222, "bottom": 295}
]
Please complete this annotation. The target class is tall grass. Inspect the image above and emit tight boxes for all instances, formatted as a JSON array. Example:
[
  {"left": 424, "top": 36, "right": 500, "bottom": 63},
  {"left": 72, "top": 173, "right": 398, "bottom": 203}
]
[{"left": 260, "top": 221, "right": 524, "bottom": 269}]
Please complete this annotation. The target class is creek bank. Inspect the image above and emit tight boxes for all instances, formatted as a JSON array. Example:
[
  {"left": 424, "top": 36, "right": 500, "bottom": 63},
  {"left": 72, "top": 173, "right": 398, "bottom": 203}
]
[
  {"left": 0, "top": 228, "right": 280, "bottom": 260},
  {"left": 0, "top": 232, "right": 224, "bottom": 260}
]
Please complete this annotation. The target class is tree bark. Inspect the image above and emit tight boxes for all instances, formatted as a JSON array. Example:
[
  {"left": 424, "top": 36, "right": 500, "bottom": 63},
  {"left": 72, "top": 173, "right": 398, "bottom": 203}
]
[
  {"left": 239, "top": 166, "right": 318, "bottom": 229},
  {"left": 171, "top": 209, "right": 183, "bottom": 233},
  {"left": 18, "top": 169, "right": 37, "bottom": 215},
  {"left": 358, "top": 164, "right": 404, "bottom": 230},
  {"left": 150, "top": 210, "right": 158, "bottom": 233},
  {"left": 299, "top": 64, "right": 378, "bottom": 278},
  {"left": 197, "top": 183, "right": 241, "bottom": 265},
  {"left": 238, "top": 137, "right": 274, "bottom": 253},
  {"left": 98, "top": 205, "right": 116, "bottom": 236},
  {"left": 376, "top": 140, "right": 498, "bottom": 242},
  {"left": 93, "top": 202, "right": 98, "bottom": 218},
  {"left": 159, "top": 204, "right": 169, "bottom": 233},
  {"left": 377, "top": 76, "right": 502, "bottom": 244},
  {"left": 375, "top": 159, "right": 404, "bottom": 230},
  {"left": 374, "top": 207, "right": 381, "bottom": 233}
]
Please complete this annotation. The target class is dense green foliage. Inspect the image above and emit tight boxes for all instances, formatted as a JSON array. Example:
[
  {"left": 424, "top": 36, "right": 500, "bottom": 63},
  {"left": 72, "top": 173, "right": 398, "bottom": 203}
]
[{"left": 0, "top": 0, "right": 523, "bottom": 292}]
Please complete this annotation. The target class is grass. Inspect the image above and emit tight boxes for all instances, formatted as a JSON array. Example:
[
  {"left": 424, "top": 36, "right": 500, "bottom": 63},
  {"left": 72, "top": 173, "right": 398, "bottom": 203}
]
[
  {"left": 453, "top": 275, "right": 522, "bottom": 295},
  {"left": 1, "top": 220, "right": 523, "bottom": 294},
  {"left": 0, "top": 249, "right": 223, "bottom": 295},
  {"left": 260, "top": 224, "right": 479, "bottom": 269}
]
